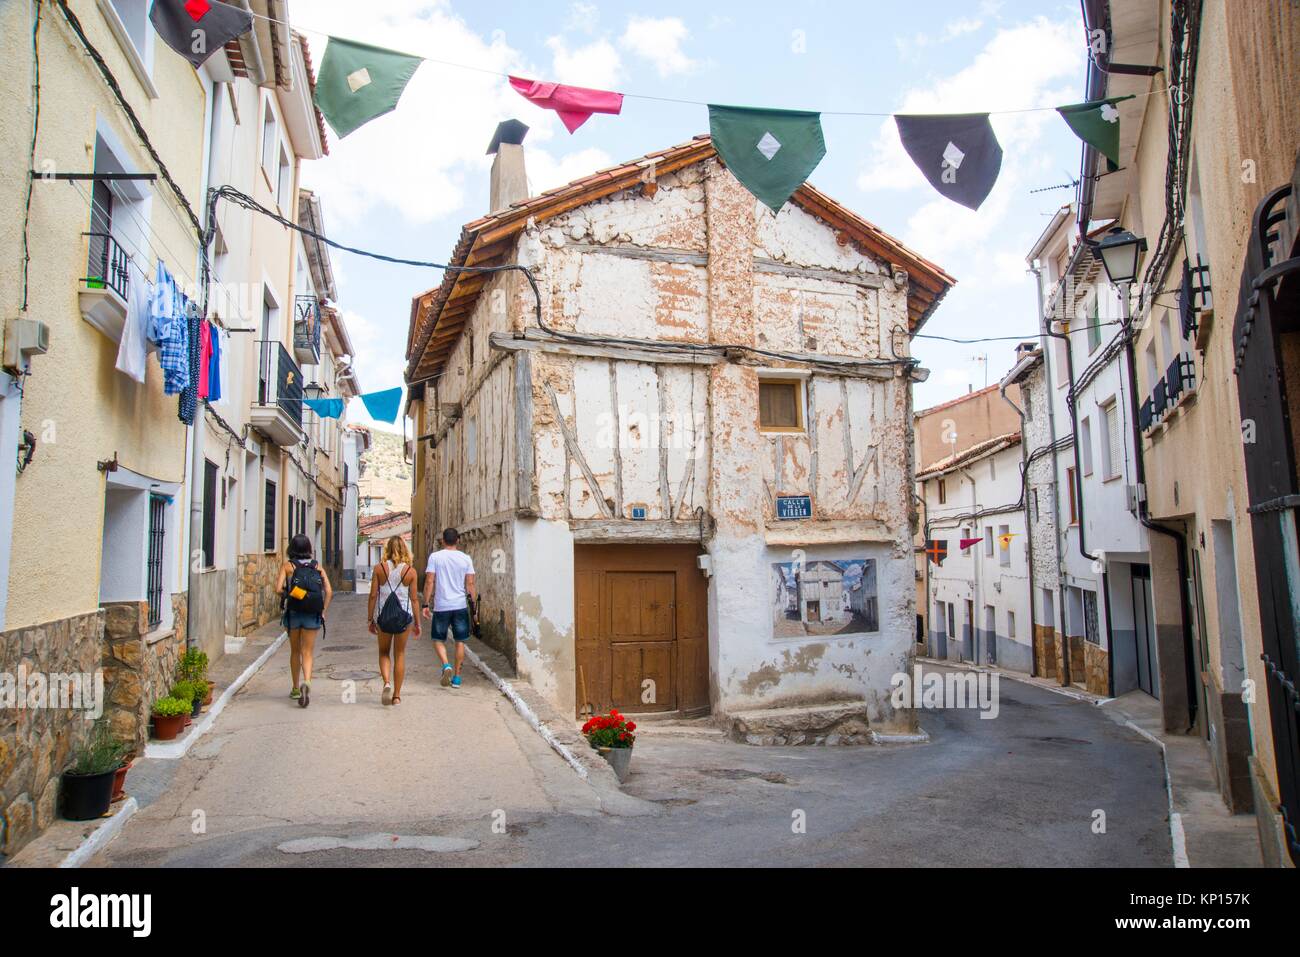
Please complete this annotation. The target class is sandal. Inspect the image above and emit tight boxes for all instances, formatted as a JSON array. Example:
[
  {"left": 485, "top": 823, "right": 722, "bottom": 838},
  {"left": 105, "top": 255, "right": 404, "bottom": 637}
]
[
  {"left": 382, "top": 683, "right": 393, "bottom": 706},
  {"left": 391, "top": 695, "right": 401, "bottom": 705},
  {"left": 299, "top": 681, "right": 310, "bottom": 709}
]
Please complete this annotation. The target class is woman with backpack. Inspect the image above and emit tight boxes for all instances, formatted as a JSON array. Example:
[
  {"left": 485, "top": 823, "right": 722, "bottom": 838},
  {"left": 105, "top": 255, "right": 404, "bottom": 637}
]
[
  {"left": 276, "top": 534, "right": 332, "bottom": 708},
  {"left": 368, "top": 535, "right": 421, "bottom": 706}
]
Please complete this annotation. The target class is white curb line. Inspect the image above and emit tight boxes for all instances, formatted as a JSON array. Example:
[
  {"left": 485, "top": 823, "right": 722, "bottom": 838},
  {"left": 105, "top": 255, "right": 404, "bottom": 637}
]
[
  {"left": 145, "top": 631, "right": 288, "bottom": 760},
  {"left": 463, "top": 644, "right": 590, "bottom": 781},
  {"left": 1121, "top": 718, "right": 1190, "bottom": 868},
  {"left": 59, "top": 797, "right": 138, "bottom": 868}
]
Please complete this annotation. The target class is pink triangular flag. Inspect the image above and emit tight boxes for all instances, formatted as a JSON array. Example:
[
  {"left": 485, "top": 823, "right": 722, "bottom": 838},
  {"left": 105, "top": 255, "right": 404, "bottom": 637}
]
[{"left": 509, "top": 75, "right": 623, "bottom": 133}]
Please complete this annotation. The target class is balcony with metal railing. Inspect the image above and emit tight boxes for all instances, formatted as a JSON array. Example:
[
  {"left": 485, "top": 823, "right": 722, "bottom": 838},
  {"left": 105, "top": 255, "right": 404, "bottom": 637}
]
[
  {"left": 78, "top": 231, "right": 132, "bottom": 342},
  {"left": 1141, "top": 353, "right": 1197, "bottom": 435},
  {"left": 251, "top": 339, "right": 305, "bottom": 447},
  {"left": 293, "top": 294, "right": 322, "bottom": 365}
]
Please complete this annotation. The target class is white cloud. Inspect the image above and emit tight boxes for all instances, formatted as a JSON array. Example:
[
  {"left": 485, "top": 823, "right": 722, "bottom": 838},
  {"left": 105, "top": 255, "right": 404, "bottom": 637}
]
[
  {"left": 527, "top": 147, "right": 616, "bottom": 196},
  {"left": 566, "top": 2, "right": 600, "bottom": 35},
  {"left": 546, "top": 35, "right": 622, "bottom": 89},
  {"left": 944, "top": 17, "right": 984, "bottom": 39},
  {"left": 619, "top": 16, "right": 697, "bottom": 77}
]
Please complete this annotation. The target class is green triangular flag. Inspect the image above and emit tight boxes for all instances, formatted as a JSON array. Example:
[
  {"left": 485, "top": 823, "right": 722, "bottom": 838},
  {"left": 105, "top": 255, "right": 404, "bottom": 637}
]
[
  {"left": 314, "top": 37, "right": 423, "bottom": 139},
  {"left": 1057, "top": 95, "right": 1134, "bottom": 173},
  {"left": 708, "top": 105, "right": 826, "bottom": 213}
]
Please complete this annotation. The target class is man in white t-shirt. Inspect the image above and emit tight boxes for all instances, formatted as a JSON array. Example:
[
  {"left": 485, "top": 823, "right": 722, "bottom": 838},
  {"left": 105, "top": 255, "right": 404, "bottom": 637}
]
[{"left": 422, "top": 527, "right": 477, "bottom": 688}]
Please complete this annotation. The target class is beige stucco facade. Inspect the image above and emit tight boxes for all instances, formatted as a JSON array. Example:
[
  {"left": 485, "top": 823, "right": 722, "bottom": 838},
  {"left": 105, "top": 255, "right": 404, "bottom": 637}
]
[{"left": 1096, "top": 0, "right": 1299, "bottom": 866}]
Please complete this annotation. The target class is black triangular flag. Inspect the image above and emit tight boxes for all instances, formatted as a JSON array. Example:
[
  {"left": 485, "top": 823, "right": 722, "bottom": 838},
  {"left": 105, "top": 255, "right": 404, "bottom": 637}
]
[
  {"left": 150, "top": 0, "right": 253, "bottom": 69},
  {"left": 895, "top": 113, "right": 1003, "bottom": 210}
]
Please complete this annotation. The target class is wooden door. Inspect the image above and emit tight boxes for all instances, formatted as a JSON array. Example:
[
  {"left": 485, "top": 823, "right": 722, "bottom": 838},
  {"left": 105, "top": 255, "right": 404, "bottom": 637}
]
[{"left": 574, "top": 545, "right": 710, "bottom": 718}]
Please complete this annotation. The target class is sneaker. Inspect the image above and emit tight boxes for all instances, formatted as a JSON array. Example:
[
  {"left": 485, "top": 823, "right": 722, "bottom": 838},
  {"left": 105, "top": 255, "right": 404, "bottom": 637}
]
[
  {"left": 450, "top": 675, "right": 462, "bottom": 689},
  {"left": 299, "top": 681, "right": 310, "bottom": 708},
  {"left": 440, "top": 665, "right": 453, "bottom": 687},
  {"left": 382, "top": 683, "right": 393, "bottom": 706},
  {"left": 290, "top": 687, "right": 301, "bottom": 700}
]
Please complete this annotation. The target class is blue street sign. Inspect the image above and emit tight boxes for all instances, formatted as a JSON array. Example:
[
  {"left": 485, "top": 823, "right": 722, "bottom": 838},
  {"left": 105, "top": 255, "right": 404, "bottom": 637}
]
[
  {"left": 631, "top": 506, "right": 647, "bottom": 520},
  {"left": 775, "top": 495, "right": 812, "bottom": 520}
]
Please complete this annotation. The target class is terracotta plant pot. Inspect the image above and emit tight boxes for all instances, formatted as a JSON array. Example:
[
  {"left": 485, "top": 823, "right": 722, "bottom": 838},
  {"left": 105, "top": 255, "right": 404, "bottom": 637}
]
[
  {"left": 152, "top": 713, "right": 186, "bottom": 741},
  {"left": 203, "top": 681, "right": 215, "bottom": 706},
  {"left": 61, "top": 768, "right": 116, "bottom": 821},
  {"left": 597, "top": 745, "right": 633, "bottom": 783},
  {"left": 183, "top": 712, "right": 192, "bottom": 727},
  {"left": 111, "top": 759, "right": 133, "bottom": 802}
]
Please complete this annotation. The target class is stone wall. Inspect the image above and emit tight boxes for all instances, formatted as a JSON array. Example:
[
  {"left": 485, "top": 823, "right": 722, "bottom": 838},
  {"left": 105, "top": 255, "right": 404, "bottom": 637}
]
[
  {"left": 1033, "top": 624, "right": 1057, "bottom": 680},
  {"left": 101, "top": 601, "right": 184, "bottom": 756},
  {"left": 238, "top": 552, "right": 282, "bottom": 633},
  {"left": 1082, "top": 640, "right": 1108, "bottom": 697},
  {"left": 0, "top": 609, "right": 104, "bottom": 858}
]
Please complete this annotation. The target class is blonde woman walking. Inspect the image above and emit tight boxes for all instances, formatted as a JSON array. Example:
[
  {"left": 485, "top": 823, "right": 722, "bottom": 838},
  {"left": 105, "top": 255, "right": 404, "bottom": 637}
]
[{"left": 368, "top": 536, "right": 421, "bottom": 705}]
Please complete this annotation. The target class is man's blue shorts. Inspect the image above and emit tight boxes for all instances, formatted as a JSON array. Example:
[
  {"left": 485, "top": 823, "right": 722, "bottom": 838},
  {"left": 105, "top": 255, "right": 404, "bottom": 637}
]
[{"left": 430, "top": 607, "right": 471, "bottom": 643}]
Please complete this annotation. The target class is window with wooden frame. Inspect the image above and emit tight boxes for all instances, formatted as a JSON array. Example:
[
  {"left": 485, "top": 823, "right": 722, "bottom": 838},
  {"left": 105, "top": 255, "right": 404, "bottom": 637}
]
[
  {"left": 937, "top": 478, "right": 947, "bottom": 504},
  {"left": 757, "top": 378, "right": 804, "bottom": 432}
]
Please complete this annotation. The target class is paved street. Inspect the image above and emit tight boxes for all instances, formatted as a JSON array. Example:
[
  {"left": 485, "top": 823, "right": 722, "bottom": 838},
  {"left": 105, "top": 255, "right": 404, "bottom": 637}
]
[{"left": 89, "top": 593, "right": 1172, "bottom": 867}]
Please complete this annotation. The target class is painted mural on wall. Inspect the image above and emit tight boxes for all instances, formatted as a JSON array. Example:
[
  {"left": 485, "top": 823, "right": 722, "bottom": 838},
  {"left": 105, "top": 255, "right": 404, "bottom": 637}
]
[{"left": 771, "top": 558, "right": 879, "bottom": 638}]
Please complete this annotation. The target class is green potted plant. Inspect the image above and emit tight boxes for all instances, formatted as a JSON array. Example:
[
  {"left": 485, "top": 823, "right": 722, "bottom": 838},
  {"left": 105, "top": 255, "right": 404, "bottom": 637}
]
[
  {"left": 581, "top": 709, "right": 637, "bottom": 783},
  {"left": 151, "top": 696, "right": 188, "bottom": 741},
  {"left": 170, "top": 680, "right": 199, "bottom": 723},
  {"left": 178, "top": 649, "right": 214, "bottom": 706},
  {"left": 61, "top": 719, "right": 126, "bottom": 820}
]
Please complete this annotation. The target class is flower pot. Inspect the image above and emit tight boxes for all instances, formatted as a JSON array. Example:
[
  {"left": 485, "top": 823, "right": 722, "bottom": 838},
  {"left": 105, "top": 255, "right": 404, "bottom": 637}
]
[
  {"left": 597, "top": 745, "right": 633, "bottom": 783},
  {"left": 152, "top": 713, "right": 185, "bottom": 741},
  {"left": 203, "top": 681, "right": 215, "bottom": 706},
  {"left": 61, "top": 768, "right": 116, "bottom": 821},
  {"left": 190, "top": 696, "right": 203, "bottom": 718},
  {"left": 111, "top": 759, "right": 133, "bottom": 802},
  {"left": 183, "top": 712, "right": 192, "bottom": 727}
]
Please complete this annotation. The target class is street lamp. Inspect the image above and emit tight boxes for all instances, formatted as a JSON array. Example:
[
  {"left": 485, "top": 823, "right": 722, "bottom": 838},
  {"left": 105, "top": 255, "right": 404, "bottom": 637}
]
[
  {"left": 1092, "top": 226, "right": 1147, "bottom": 286},
  {"left": 304, "top": 382, "right": 325, "bottom": 400}
]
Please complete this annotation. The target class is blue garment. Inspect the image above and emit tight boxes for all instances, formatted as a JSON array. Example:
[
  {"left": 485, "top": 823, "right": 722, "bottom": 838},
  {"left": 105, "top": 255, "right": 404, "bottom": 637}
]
[
  {"left": 360, "top": 387, "right": 402, "bottom": 423},
  {"left": 177, "top": 304, "right": 200, "bottom": 424},
  {"left": 430, "top": 608, "right": 471, "bottom": 643},
  {"left": 304, "top": 397, "right": 345, "bottom": 418},
  {"left": 151, "top": 262, "right": 190, "bottom": 395}
]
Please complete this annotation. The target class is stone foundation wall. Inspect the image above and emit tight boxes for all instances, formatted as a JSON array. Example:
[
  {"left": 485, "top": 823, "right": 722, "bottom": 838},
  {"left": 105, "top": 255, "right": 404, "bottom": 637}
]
[
  {"left": 1082, "top": 640, "right": 1109, "bottom": 696},
  {"left": 1033, "top": 625, "right": 1057, "bottom": 679},
  {"left": 238, "top": 552, "right": 282, "bottom": 633},
  {"left": 101, "top": 601, "right": 184, "bottom": 756},
  {"left": 1069, "top": 635, "right": 1086, "bottom": 686},
  {"left": 0, "top": 609, "right": 105, "bottom": 858}
]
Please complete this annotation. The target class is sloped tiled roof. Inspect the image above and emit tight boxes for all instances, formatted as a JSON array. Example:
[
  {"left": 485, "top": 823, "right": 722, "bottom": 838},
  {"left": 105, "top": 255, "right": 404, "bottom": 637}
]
[
  {"left": 405, "top": 135, "right": 955, "bottom": 382},
  {"left": 917, "top": 431, "right": 1022, "bottom": 481}
]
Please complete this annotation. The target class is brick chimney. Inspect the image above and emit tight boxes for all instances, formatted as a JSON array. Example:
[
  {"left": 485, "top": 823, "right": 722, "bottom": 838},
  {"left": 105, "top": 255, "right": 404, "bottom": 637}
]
[{"left": 487, "top": 120, "right": 529, "bottom": 214}]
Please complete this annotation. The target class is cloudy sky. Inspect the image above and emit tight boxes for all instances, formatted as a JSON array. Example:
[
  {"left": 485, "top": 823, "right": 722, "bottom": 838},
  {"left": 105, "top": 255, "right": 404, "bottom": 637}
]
[{"left": 296, "top": 0, "right": 1088, "bottom": 431}]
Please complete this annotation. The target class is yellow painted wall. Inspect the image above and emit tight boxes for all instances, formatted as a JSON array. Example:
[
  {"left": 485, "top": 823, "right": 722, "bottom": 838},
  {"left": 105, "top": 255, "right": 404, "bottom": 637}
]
[{"left": 0, "top": 1, "right": 208, "bottom": 630}]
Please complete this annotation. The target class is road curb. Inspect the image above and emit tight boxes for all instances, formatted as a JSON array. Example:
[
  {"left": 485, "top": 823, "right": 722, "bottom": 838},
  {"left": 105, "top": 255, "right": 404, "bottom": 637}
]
[
  {"left": 1117, "top": 717, "right": 1190, "bottom": 868},
  {"left": 57, "top": 797, "right": 138, "bottom": 868},
  {"left": 145, "top": 630, "right": 288, "bottom": 760}
]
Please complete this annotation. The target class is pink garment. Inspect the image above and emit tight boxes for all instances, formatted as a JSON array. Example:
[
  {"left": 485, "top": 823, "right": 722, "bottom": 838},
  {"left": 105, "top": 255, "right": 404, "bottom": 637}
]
[
  {"left": 198, "top": 320, "right": 212, "bottom": 400},
  {"left": 508, "top": 76, "right": 623, "bottom": 133}
]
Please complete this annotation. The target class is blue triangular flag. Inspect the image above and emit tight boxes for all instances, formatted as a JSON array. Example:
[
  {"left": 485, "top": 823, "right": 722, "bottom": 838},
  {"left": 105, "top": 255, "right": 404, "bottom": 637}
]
[{"left": 360, "top": 387, "right": 402, "bottom": 423}]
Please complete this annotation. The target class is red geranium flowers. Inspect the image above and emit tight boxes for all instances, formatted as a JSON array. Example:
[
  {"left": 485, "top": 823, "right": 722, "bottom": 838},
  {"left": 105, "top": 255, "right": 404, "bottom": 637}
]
[{"left": 582, "top": 708, "right": 637, "bottom": 749}]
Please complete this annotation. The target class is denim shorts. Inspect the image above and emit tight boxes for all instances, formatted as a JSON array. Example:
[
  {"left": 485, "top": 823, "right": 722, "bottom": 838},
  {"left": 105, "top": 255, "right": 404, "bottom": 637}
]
[
  {"left": 283, "top": 610, "right": 323, "bottom": 631},
  {"left": 430, "top": 607, "right": 471, "bottom": 643}
]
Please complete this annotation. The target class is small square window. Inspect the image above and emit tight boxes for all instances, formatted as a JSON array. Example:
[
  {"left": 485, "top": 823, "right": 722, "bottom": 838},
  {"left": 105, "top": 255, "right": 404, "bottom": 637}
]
[{"left": 758, "top": 378, "right": 803, "bottom": 431}]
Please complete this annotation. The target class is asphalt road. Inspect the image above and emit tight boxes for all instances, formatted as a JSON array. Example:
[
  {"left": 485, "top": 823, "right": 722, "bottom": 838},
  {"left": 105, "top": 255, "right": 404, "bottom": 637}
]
[{"left": 92, "top": 595, "right": 1171, "bottom": 867}]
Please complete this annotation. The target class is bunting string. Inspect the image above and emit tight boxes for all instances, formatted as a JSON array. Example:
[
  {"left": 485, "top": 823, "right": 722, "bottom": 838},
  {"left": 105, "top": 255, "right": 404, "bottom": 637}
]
[{"left": 150, "top": 1, "right": 1170, "bottom": 213}]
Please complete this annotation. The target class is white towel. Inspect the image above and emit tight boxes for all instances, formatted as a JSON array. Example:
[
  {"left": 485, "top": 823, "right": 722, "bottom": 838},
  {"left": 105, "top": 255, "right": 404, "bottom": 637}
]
[{"left": 115, "top": 260, "right": 150, "bottom": 383}]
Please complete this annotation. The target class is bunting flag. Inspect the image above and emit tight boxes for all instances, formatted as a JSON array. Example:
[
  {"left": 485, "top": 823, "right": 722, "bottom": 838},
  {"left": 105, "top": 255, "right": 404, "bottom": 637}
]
[
  {"left": 708, "top": 105, "right": 826, "bottom": 213},
  {"left": 895, "top": 113, "right": 1003, "bottom": 210},
  {"left": 303, "top": 397, "right": 346, "bottom": 419},
  {"left": 360, "top": 387, "right": 403, "bottom": 424},
  {"left": 997, "top": 532, "right": 1017, "bottom": 549},
  {"left": 314, "top": 38, "right": 423, "bottom": 139},
  {"left": 959, "top": 537, "right": 983, "bottom": 552},
  {"left": 1056, "top": 95, "right": 1134, "bottom": 172},
  {"left": 149, "top": 0, "right": 253, "bottom": 69},
  {"left": 509, "top": 76, "right": 624, "bottom": 133},
  {"left": 925, "top": 539, "right": 948, "bottom": 566}
]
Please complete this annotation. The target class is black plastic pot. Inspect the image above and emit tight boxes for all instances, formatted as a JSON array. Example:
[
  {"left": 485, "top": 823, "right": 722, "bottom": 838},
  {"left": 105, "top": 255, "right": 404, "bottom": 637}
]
[
  {"left": 61, "top": 768, "right": 117, "bottom": 821},
  {"left": 190, "top": 696, "right": 202, "bottom": 717}
]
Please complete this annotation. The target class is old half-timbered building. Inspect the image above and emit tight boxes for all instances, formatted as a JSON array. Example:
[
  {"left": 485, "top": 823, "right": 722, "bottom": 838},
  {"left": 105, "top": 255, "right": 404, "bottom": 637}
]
[{"left": 404, "top": 132, "right": 953, "bottom": 737}]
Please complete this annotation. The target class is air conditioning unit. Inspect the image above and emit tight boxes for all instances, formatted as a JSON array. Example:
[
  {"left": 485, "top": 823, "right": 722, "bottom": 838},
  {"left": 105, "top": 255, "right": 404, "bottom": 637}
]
[{"left": 3, "top": 318, "right": 49, "bottom": 372}]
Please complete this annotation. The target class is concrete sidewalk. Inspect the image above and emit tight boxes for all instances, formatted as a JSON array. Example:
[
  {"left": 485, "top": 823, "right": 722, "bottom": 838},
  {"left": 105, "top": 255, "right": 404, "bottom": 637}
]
[{"left": 85, "top": 593, "right": 617, "bottom": 866}]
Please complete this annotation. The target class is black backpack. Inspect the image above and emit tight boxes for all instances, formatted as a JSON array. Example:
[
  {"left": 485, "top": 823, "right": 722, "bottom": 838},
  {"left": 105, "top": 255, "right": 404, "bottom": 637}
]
[
  {"left": 375, "top": 562, "right": 413, "bottom": 634},
  {"left": 285, "top": 561, "right": 326, "bottom": 615}
]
